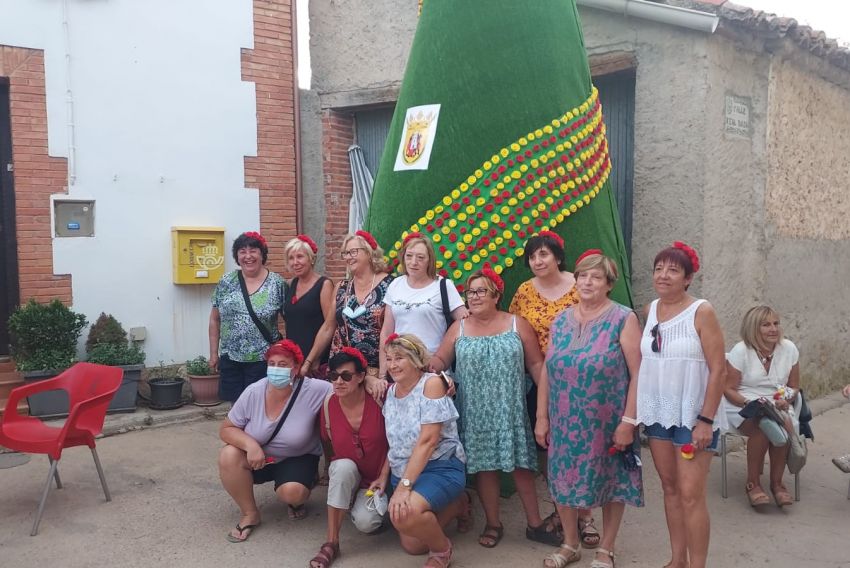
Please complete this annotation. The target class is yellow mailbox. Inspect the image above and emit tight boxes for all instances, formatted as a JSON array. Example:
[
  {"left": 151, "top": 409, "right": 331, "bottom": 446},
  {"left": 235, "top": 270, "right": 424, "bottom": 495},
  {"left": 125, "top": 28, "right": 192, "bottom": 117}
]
[{"left": 171, "top": 227, "right": 226, "bottom": 284}]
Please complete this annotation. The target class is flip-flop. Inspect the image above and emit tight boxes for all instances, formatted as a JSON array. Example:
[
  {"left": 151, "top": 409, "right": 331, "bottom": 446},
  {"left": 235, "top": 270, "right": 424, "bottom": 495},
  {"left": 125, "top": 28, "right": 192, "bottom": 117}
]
[
  {"left": 289, "top": 504, "right": 307, "bottom": 520},
  {"left": 226, "top": 522, "right": 259, "bottom": 543}
]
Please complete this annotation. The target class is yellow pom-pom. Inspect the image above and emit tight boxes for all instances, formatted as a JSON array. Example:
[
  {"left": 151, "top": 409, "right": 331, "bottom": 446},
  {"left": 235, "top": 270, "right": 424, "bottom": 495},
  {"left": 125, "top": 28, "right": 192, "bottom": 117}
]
[{"left": 506, "top": 257, "right": 514, "bottom": 267}]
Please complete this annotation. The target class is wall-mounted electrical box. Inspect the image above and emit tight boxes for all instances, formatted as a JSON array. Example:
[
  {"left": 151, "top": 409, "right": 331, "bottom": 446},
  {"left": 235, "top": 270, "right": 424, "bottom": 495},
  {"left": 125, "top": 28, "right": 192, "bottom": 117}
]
[
  {"left": 171, "top": 226, "right": 226, "bottom": 284},
  {"left": 54, "top": 200, "right": 95, "bottom": 237}
]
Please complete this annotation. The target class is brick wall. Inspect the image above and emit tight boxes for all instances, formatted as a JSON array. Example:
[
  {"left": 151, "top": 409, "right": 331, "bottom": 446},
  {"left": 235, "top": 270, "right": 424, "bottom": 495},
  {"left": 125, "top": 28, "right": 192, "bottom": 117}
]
[
  {"left": 242, "top": 0, "right": 299, "bottom": 276},
  {"left": 321, "top": 109, "right": 355, "bottom": 280},
  {"left": 0, "top": 46, "right": 71, "bottom": 305}
]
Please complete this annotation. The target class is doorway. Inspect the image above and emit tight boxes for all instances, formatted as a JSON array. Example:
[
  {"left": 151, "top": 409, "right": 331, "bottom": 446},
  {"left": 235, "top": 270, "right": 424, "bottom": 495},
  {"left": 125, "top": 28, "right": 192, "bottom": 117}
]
[{"left": 0, "top": 77, "right": 19, "bottom": 355}]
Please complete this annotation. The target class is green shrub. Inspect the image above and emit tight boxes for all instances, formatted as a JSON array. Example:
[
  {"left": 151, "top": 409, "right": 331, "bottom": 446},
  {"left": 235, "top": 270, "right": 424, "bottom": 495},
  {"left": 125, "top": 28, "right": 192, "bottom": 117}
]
[
  {"left": 186, "top": 356, "right": 214, "bottom": 376},
  {"left": 8, "top": 299, "right": 88, "bottom": 372},
  {"left": 87, "top": 342, "right": 145, "bottom": 366},
  {"left": 86, "top": 313, "right": 127, "bottom": 353}
]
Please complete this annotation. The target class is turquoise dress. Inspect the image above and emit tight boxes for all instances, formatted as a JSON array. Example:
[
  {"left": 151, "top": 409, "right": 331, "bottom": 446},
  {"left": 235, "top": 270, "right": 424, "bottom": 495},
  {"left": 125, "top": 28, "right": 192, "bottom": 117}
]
[
  {"left": 545, "top": 303, "right": 643, "bottom": 508},
  {"left": 455, "top": 316, "right": 537, "bottom": 474}
]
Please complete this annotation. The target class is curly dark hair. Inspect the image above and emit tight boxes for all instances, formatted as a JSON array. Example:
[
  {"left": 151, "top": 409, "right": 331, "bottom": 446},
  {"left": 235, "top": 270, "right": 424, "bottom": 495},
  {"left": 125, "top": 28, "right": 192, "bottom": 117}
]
[
  {"left": 232, "top": 233, "right": 268, "bottom": 264},
  {"left": 523, "top": 233, "right": 566, "bottom": 270}
]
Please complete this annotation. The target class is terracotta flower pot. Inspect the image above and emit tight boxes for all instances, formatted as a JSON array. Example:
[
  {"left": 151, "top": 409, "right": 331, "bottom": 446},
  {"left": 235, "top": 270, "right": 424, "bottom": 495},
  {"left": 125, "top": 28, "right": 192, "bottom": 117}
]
[{"left": 188, "top": 373, "right": 221, "bottom": 406}]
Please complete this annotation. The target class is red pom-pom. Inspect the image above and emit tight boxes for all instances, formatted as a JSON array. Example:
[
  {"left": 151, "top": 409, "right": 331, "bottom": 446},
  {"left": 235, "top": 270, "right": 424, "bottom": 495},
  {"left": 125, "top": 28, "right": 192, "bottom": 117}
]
[
  {"left": 354, "top": 230, "right": 378, "bottom": 250},
  {"left": 402, "top": 232, "right": 424, "bottom": 247},
  {"left": 480, "top": 267, "right": 505, "bottom": 293},
  {"left": 575, "top": 248, "right": 603, "bottom": 266},
  {"left": 340, "top": 346, "right": 368, "bottom": 370},
  {"left": 243, "top": 231, "right": 268, "bottom": 249}
]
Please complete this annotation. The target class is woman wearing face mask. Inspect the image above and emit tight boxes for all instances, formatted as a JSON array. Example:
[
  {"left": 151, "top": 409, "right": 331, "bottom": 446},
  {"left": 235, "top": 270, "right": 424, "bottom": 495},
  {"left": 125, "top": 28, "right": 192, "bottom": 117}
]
[
  {"left": 219, "top": 340, "right": 333, "bottom": 542},
  {"left": 380, "top": 233, "right": 467, "bottom": 378},
  {"left": 330, "top": 231, "right": 394, "bottom": 400}
]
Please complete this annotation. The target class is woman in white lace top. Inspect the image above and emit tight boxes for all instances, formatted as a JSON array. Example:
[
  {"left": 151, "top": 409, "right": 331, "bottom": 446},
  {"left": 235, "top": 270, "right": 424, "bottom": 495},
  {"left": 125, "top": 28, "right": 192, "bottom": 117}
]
[{"left": 636, "top": 242, "right": 726, "bottom": 568}]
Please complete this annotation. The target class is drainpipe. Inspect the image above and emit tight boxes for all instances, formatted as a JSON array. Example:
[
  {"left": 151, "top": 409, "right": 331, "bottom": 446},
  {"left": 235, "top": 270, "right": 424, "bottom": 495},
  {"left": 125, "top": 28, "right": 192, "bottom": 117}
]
[
  {"left": 577, "top": 0, "right": 720, "bottom": 34},
  {"left": 62, "top": 0, "right": 77, "bottom": 186},
  {"left": 291, "top": 0, "right": 303, "bottom": 233}
]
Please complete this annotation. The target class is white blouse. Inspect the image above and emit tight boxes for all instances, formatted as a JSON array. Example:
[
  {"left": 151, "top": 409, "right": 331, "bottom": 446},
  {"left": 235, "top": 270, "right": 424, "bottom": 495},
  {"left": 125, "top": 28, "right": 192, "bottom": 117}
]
[
  {"left": 636, "top": 299, "right": 727, "bottom": 430},
  {"left": 722, "top": 339, "right": 799, "bottom": 430},
  {"left": 384, "top": 276, "right": 464, "bottom": 354}
]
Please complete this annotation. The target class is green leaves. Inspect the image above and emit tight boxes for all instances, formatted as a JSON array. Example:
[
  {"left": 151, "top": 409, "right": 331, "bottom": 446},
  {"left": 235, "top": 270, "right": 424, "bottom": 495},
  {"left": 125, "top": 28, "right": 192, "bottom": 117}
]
[{"left": 8, "top": 299, "right": 88, "bottom": 372}]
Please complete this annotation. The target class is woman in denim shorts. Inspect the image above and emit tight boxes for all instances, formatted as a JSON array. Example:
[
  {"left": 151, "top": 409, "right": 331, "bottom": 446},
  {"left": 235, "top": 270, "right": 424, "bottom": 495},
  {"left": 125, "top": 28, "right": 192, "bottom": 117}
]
[{"left": 636, "top": 243, "right": 727, "bottom": 568}]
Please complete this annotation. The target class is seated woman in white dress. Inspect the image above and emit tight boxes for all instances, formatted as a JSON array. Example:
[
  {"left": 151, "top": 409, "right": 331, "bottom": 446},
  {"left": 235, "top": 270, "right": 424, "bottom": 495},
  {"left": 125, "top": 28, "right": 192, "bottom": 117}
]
[{"left": 722, "top": 305, "right": 800, "bottom": 508}]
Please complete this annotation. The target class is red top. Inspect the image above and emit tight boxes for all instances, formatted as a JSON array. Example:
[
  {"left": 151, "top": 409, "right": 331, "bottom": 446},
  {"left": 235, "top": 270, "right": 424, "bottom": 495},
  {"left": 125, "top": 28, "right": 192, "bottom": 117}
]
[{"left": 320, "top": 394, "right": 388, "bottom": 488}]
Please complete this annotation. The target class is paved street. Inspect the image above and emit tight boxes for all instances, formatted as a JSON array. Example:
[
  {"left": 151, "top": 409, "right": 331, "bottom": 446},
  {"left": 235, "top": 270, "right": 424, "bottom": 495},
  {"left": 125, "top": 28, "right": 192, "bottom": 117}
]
[{"left": 1, "top": 396, "right": 849, "bottom": 567}]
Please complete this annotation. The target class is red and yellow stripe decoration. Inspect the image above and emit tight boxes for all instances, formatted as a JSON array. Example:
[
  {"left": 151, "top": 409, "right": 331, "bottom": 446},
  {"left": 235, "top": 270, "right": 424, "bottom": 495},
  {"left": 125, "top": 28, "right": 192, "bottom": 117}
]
[{"left": 386, "top": 86, "right": 611, "bottom": 290}]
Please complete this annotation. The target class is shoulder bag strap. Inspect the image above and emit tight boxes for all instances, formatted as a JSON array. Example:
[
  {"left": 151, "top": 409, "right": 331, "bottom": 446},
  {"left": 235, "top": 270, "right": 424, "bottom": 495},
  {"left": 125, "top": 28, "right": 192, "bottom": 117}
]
[
  {"left": 238, "top": 270, "right": 275, "bottom": 344},
  {"left": 322, "top": 393, "right": 333, "bottom": 441},
  {"left": 439, "top": 277, "right": 453, "bottom": 328},
  {"left": 262, "top": 377, "right": 304, "bottom": 448}
]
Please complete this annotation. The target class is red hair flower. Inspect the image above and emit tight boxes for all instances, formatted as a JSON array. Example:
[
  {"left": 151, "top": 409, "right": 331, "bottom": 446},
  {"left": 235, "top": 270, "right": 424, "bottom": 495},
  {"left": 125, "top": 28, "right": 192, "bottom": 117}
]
[
  {"left": 355, "top": 230, "right": 378, "bottom": 250},
  {"left": 608, "top": 446, "right": 619, "bottom": 456},
  {"left": 296, "top": 234, "right": 318, "bottom": 254},
  {"left": 672, "top": 241, "right": 700, "bottom": 273},
  {"left": 243, "top": 231, "right": 268, "bottom": 249},
  {"left": 340, "top": 346, "right": 368, "bottom": 370},
  {"left": 480, "top": 267, "right": 505, "bottom": 294},
  {"left": 575, "top": 248, "right": 603, "bottom": 266},
  {"left": 402, "top": 232, "right": 424, "bottom": 247},
  {"left": 385, "top": 333, "right": 400, "bottom": 346},
  {"left": 264, "top": 339, "right": 304, "bottom": 367}
]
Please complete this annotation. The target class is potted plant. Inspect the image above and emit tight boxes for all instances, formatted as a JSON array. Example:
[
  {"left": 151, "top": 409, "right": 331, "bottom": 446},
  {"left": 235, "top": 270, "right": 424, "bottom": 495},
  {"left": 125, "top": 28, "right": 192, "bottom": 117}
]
[
  {"left": 147, "top": 362, "right": 185, "bottom": 410},
  {"left": 8, "top": 299, "right": 87, "bottom": 418},
  {"left": 85, "top": 313, "right": 146, "bottom": 413},
  {"left": 186, "top": 356, "right": 220, "bottom": 406}
]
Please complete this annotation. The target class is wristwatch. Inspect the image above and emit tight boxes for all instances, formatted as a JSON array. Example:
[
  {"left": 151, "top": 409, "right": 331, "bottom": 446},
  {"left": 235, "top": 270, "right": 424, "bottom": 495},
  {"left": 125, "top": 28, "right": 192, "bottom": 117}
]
[{"left": 400, "top": 478, "right": 412, "bottom": 488}]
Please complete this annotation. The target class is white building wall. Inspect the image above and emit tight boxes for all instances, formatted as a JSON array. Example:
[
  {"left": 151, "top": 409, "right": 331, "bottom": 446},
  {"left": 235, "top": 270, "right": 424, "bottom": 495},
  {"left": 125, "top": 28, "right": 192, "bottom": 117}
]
[{"left": 0, "top": 0, "right": 261, "bottom": 364}]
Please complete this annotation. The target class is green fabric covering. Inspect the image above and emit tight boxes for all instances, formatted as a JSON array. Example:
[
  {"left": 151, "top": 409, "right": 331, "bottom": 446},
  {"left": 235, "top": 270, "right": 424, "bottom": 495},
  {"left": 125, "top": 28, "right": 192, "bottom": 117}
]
[{"left": 365, "top": 0, "right": 632, "bottom": 305}]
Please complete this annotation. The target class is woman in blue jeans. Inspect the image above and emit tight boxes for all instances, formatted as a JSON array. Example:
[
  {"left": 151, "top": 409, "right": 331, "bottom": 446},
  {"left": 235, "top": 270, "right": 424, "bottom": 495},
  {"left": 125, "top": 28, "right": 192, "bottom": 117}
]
[{"left": 383, "top": 333, "right": 472, "bottom": 568}]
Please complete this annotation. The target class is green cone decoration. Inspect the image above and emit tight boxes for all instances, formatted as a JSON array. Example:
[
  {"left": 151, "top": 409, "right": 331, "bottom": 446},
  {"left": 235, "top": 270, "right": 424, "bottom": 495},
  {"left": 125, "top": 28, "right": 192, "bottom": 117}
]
[{"left": 364, "top": 0, "right": 632, "bottom": 305}]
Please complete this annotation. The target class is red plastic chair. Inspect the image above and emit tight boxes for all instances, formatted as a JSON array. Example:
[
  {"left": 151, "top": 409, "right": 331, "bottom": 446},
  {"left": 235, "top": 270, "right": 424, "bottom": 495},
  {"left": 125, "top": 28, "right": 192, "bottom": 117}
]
[{"left": 0, "top": 362, "right": 123, "bottom": 535}]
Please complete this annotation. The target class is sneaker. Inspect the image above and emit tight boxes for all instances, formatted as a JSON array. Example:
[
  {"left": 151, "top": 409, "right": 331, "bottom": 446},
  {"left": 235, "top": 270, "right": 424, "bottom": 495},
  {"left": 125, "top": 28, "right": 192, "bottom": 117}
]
[
  {"left": 758, "top": 418, "right": 788, "bottom": 446},
  {"left": 833, "top": 454, "right": 850, "bottom": 473}
]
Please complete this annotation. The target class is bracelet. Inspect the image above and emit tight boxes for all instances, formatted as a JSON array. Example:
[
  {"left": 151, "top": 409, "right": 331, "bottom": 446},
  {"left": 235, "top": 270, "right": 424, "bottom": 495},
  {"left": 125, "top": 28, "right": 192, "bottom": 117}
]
[
  {"left": 305, "top": 358, "right": 313, "bottom": 364},
  {"left": 696, "top": 414, "right": 714, "bottom": 426},
  {"left": 620, "top": 416, "right": 638, "bottom": 426}
]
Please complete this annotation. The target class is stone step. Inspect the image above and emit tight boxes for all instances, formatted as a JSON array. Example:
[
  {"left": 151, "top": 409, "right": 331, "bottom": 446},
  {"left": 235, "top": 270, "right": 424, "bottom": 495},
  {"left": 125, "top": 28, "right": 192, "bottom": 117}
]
[
  {"left": 0, "top": 371, "right": 24, "bottom": 401},
  {"left": 0, "top": 359, "right": 15, "bottom": 373}
]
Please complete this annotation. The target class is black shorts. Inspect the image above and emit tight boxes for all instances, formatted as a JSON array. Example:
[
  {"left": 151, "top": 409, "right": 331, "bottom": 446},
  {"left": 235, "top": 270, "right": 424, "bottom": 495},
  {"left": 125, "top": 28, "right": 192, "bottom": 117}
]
[{"left": 252, "top": 454, "right": 320, "bottom": 490}]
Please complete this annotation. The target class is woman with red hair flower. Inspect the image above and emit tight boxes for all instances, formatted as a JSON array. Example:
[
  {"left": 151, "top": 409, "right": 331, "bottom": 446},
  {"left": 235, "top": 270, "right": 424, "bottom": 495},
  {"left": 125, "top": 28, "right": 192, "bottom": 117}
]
[
  {"left": 210, "top": 231, "right": 286, "bottom": 402},
  {"left": 219, "top": 339, "right": 333, "bottom": 542},
  {"left": 432, "top": 268, "right": 551, "bottom": 549},
  {"left": 636, "top": 242, "right": 726, "bottom": 568},
  {"left": 283, "top": 234, "right": 336, "bottom": 378},
  {"left": 308, "top": 346, "right": 390, "bottom": 568},
  {"left": 329, "top": 231, "right": 394, "bottom": 400}
]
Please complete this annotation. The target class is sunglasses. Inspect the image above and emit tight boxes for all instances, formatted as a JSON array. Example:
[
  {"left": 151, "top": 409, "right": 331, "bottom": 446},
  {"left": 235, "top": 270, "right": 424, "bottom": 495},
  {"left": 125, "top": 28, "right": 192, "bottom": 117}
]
[
  {"left": 327, "top": 370, "right": 357, "bottom": 382},
  {"left": 650, "top": 323, "right": 662, "bottom": 353}
]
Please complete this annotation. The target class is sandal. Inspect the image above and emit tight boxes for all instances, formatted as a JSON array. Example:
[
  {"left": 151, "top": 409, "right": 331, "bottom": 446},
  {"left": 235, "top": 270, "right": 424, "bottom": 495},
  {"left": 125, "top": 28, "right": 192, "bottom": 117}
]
[
  {"left": 289, "top": 504, "right": 307, "bottom": 520},
  {"left": 745, "top": 482, "right": 770, "bottom": 507},
  {"left": 590, "top": 547, "right": 615, "bottom": 568},
  {"left": 527, "top": 514, "right": 562, "bottom": 546},
  {"left": 424, "top": 541, "right": 453, "bottom": 568},
  {"left": 225, "top": 522, "right": 259, "bottom": 543},
  {"left": 544, "top": 510, "right": 563, "bottom": 533},
  {"left": 771, "top": 484, "right": 793, "bottom": 507},
  {"left": 544, "top": 542, "right": 581, "bottom": 567},
  {"left": 578, "top": 517, "right": 601, "bottom": 549},
  {"left": 456, "top": 491, "right": 474, "bottom": 534},
  {"left": 309, "top": 541, "right": 339, "bottom": 568},
  {"left": 478, "top": 524, "right": 504, "bottom": 548}
]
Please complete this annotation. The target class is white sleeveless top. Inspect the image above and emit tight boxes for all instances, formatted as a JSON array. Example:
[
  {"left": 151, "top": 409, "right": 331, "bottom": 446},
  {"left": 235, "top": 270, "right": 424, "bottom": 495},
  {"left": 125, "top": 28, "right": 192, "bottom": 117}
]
[{"left": 636, "top": 299, "right": 727, "bottom": 430}]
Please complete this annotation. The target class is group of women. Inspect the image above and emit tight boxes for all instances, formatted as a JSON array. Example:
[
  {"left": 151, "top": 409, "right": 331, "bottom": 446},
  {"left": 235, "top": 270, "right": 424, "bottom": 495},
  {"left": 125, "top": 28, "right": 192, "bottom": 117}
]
[{"left": 209, "top": 228, "right": 804, "bottom": 568}]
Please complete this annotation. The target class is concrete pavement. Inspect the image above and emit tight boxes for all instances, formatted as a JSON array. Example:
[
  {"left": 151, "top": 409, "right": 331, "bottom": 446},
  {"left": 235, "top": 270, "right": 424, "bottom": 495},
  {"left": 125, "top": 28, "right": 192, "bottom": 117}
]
[{"left": 1, "top": 397, "right": 849, "bottom": 567}]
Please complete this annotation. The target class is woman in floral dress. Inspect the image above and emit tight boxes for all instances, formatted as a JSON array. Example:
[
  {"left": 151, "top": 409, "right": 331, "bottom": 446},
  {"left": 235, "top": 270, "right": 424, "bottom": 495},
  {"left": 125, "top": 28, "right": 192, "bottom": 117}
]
[
  {"left": 536, "top": 251, "right": 643, "bottom": 568},
  {"left": 432, "top": 268, "right": 556, "bottom": 549}
]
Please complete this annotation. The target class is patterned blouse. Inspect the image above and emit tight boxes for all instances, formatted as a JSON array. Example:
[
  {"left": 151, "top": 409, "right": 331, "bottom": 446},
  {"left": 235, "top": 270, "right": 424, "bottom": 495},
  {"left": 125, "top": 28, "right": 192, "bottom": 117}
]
[
  {"left": 330, "top": 274, "right": 394, "bottom": 368},
  {"left": 212, "top": 270, "right": 285, "bottom": 362},
  {"left": 509, "top": 278, "right": 579, "bottom": 354}
]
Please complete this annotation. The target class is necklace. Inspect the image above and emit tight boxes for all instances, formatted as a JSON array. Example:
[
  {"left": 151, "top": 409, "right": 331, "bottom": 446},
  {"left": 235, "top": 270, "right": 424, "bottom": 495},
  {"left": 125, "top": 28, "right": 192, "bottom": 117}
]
[
  {"left": 352, "top": 272, "right": 377, "bottom": 304},
  {"left": 757, "top": 350, "right": 774, "bottom": 366}
]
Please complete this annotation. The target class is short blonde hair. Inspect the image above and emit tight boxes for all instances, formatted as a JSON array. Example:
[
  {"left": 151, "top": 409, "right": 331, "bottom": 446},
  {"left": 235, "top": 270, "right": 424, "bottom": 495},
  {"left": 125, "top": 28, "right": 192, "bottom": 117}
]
[
  {"left": 385, "top": 333, "right": 429, "bottom": 371},
  {"left": 342, "top": 234, "right": 388, "bottom": 274},
  {"left": 284, "top": 237, "right": 317, "bottom": 266},
  {"left": 575, "top": 253, "right": 619, "bottom": 287},
  {"left": 740, "top": 305, "right": 783, "bottom": 353},
  {"left": 398, "top": 236, "right": 436, "bottom": 280}
]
